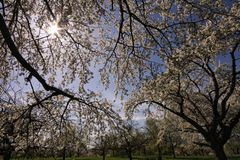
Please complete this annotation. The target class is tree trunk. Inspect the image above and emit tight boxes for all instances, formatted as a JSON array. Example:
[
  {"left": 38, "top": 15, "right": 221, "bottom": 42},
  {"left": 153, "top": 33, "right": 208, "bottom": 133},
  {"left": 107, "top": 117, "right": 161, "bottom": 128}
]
[
  {"left": 211, "top": 144, "right": 227, "bottom": 160},
  {"left": 157, "top": 144, "right": 162, "bottom": 160},
  {"left": 171, "top": 144, "right": 176, "bottom": 159},
  {"left": 127, "top": 149, "right": 132, "bottom": 160},
  {"left": 236, "top": 147, "right": 240, "bottom": 154},
  {"left": 3, "top": 137, "right": 12, "bottom": 160},
  {"left": 112, "top": 149, "right": 115, "bottom": 156},
  {"left": 169, "top": 136, "right": 176, "bottom": 158},
  {"left": 143, "top": 146, "right": 146, "bottom": 156},
  {"left": 3, "top": 150, "right": 11, "bottom": 160},
  {"left": 62, "top": 146, "right": 66, "bottom": 160},
  {"left": 102, "top": 149, "right": 106, "bottom": 160}
]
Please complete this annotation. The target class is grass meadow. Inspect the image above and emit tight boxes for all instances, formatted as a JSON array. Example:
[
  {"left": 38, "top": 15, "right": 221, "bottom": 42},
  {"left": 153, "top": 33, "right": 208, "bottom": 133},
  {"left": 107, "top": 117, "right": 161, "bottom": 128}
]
[{"left": 12, "top": 155, "right": 240, "bottom": 160}]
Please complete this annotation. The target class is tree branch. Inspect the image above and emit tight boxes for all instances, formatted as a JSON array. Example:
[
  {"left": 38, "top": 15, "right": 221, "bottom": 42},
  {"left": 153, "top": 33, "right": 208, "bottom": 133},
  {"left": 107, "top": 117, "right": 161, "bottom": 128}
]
[{"left": 221, "top": 41, "right": 240, "bottom": 120}]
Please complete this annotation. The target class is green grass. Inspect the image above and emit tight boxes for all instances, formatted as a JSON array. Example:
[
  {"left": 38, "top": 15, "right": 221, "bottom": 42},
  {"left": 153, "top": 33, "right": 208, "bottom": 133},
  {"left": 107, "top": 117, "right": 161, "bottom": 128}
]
[
  {"left": 13, "top": 156, "right": 127, "bottom": 160},
  {"left": 13, "top": 155, "right": 240, "bottom": 160},
  {"left": 160, "top": 155, "right": 240, "bottom": 160}
]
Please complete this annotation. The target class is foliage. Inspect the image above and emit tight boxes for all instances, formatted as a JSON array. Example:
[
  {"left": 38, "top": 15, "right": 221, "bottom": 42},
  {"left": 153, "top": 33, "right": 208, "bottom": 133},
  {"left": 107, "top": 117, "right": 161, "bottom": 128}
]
[{"left": 1, "top": 0, "right": 240, "bottom": 160}]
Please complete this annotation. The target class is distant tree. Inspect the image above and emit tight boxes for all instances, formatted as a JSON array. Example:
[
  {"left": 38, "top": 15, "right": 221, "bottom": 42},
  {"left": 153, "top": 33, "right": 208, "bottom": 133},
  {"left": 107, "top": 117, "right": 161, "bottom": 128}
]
[
  {"left": 91, "top": 120, "right": 109, "bottom": 160},
  {"left": 146, "top": 114, "right": 213, "bottom": 157},
  {"left": 107, "top": 131, "right": 120, "bottom": 157},
  {"left": 92, "top": 134, "right": 110, "bottom": 160},
  {"left": 84, "top": 104, "right": 121, "bottom": 160},
  {"left": 145, "top": 117, "right": 163, "bottom": 160},
  {"left": 160, "top": 114, "right": 183, "bottom": 158},
  {"left": 117, "top": 121, "right": 149, "bottom": 160},
  {"left": 146, "top": 114, "right": 184, "bottom": 159}
]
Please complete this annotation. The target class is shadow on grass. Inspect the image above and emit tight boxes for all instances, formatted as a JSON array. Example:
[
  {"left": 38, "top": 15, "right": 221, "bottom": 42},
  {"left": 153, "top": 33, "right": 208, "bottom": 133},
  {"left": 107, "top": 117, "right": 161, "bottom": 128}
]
[
  {"left": 133, "top": 155, "right": 240, "bottom": 160},
  {"left": 12, "top": 155, "right": 240, "bottom": 160}
]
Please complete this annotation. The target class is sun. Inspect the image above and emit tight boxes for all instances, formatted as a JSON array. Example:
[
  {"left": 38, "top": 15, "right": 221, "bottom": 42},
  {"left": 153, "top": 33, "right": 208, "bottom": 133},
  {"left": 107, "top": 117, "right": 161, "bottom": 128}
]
[{"left": 47, "top": 22, "right": 60, "bottom": 35}]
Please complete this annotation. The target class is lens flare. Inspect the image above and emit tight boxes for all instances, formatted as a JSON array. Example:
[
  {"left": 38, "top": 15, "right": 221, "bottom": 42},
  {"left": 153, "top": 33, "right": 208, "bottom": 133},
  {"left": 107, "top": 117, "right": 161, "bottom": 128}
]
[{"left": 47, "top": 22, "right": 60, "bottom": 35}]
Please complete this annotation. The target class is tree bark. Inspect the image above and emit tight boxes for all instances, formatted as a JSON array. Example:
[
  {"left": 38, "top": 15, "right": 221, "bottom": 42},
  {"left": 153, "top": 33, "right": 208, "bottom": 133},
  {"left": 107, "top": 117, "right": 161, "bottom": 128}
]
[
  {"left": 102, "top": 149, "right": 106, "bottom": 160},
  {"left": 112, "top": 149, "right": 115, "bottom": 156},
  {"left": 127, "top": 149, "right": 132, "bottom": 160},
  {"left": 171, "top": 144, "right": 176, "bottom": 159},
  {"left": 211, "top": 144, "right": 227, "bottom": 160},
  {"left": 62, "top": 146, "right": 66, "bottom": 160},
  {"left": 3, "top": 137, "right": 12, "bottom": 160},
  {"left": 169, "top": 136, "right": 176, "bottom": 158},
  {"left": 157, "top": 144, "right": 162, "bottom": 160},
  {"left": 143, "top": 146, "right": 146, "bottom": 156}
]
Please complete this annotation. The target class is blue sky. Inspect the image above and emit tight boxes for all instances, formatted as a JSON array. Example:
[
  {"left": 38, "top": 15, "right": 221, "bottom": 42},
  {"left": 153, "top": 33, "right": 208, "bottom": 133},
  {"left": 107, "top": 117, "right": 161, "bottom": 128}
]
[{"left": 2, "top": 0, "right": 239, "bottom": 128}]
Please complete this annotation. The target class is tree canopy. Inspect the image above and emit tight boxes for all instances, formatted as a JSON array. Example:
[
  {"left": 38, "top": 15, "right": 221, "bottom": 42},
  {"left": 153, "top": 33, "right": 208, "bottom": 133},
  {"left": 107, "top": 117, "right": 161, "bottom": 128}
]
[{"left": 0, "top": 1, "right": 240, "bottom": 160}]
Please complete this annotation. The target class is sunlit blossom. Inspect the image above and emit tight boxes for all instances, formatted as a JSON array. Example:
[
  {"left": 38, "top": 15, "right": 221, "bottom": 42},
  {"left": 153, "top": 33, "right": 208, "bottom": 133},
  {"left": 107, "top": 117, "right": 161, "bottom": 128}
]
[{"left": 47, "top": 21, "right": 61, "bottom": 35}]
